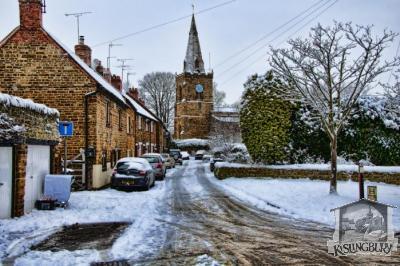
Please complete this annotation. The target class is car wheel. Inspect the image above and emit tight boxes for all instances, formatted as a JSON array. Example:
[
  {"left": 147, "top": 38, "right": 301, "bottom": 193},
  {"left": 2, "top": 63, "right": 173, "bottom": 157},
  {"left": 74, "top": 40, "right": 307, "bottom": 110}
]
[{"left": 144, "top": 181, "right": 150, "bottom": 191}]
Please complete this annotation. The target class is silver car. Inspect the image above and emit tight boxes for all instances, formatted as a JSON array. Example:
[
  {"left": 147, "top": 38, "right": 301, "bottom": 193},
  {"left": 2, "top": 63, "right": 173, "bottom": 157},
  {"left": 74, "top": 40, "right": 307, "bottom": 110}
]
[
  {"left": 140, "top": 153, "right": 167, "bottom": 180},
  {"left": 111, "top": 157, "right": 155, "bottom": 191},
  {"left": 161, "top": 153, "right": 175, "bottom": 169}
]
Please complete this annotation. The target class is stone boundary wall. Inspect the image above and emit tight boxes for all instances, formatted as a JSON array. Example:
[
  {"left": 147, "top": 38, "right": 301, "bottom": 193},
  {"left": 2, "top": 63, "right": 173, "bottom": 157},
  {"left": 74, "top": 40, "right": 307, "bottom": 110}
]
[
  {"left": 214, "top": 165, "right": 400, "bottom": 185},
  {"left": 0, "top": 95, "right": 59, "bottom": 143}
]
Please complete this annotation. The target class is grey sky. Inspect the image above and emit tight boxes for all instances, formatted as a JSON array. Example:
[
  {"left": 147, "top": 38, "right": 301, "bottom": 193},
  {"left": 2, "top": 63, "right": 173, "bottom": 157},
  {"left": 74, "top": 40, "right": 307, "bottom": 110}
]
[{"left": 1, "top": 0, "right": 399, "bottom": 104}]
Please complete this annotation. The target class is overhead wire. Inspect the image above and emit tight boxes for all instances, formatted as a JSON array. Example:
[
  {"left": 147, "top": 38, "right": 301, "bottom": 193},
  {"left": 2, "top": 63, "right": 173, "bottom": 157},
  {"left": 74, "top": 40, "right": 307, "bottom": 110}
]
[
  {"left": 216, "top": 0, "right": 335, "bottom": 79},
  {"left": 214, "top": 0, "right": 327, "bottom": 69},
  {"left": 93, "top": 0, "right": 236, "bottom": 47},
  {"left": 218, "top": 0, "right": 339, "bottom": 87}
]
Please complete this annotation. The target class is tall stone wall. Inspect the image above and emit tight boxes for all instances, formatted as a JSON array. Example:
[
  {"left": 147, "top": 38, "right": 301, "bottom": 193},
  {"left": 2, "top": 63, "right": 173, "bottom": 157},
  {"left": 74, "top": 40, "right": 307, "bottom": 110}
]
[{"left": 174, "top": 72, "right": 213, "bottom": 139}]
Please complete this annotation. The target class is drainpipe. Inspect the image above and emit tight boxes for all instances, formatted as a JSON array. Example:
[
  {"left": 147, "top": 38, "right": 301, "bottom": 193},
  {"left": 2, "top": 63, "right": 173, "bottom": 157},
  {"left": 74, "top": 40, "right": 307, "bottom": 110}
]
[{"left": 84, "top": 89, "right": 98, "bottom": 190}]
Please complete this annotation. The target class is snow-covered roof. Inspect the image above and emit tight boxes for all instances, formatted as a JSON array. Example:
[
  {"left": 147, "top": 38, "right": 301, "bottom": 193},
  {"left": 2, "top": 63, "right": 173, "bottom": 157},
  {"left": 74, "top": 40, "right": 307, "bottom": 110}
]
[
  {"left": 330, "top": 198, "right": 396, "bottom": 211},
  {"left": 123, "top": 94, "right": 158, "bottom": 121},
  {"left": 46, "top": 31, "right": 126, "bottom": 104},
  {"left": 212, "top": 115, "right": 240, "bottom": 123},
  {"left": 213, "top": 107, "right": 239, "bottom": 113},
  {"left": 175, "top": 138, "right": 209, "bottom": 148},
  {"left": 0, "top": 93, "right": 59, "bottom": 116}
]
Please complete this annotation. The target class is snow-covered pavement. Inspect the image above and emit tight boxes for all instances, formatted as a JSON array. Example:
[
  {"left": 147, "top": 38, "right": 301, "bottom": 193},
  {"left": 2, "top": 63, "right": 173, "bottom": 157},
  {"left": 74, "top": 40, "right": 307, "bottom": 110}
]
[
  {"left": 1, "top": 160, "right": 399, "bottom": 265},
  {"left": 207, "top": 171, "right": 400, "bottom": 231},
  {"left": 0, "top": 168, "right": 178, "bottom": 265}
]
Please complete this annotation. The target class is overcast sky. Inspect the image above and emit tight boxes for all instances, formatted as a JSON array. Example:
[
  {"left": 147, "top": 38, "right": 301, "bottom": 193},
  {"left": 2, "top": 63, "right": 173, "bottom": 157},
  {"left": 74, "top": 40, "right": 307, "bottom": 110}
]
[{"left": 1, "top": 0, "right": 399, "bottom": 104}]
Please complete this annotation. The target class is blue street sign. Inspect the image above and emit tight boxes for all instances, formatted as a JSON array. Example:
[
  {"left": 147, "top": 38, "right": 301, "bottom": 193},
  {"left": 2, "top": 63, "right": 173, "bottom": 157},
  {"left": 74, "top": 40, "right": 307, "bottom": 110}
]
[{"left": 58, "top": 121, "right": 74, "bottom": 137}]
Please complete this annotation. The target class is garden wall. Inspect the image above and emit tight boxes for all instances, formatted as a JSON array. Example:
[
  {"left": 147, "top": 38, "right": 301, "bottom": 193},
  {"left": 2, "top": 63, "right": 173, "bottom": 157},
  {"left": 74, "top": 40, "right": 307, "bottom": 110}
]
[{"left": 214, "top": 163, "right": 400, "bottom": 185}]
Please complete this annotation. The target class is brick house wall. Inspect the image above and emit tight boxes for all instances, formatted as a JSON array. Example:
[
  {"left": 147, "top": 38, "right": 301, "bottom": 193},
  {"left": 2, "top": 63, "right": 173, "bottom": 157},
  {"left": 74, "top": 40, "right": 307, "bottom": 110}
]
[
  {"left": 0, "top": 0, "right": 167, "bottom": 190},
  {"left": 0, "top": 27, "right": 95, "bottom": 159}
]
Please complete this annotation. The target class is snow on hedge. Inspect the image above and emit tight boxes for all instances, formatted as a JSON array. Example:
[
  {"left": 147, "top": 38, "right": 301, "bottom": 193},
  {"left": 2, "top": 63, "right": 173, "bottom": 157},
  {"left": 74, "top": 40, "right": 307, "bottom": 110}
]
[
  {"left": 357, "top": 95, "right": 400, "bottom": 130},
  {"left": 174, "top": 138, "right": 209, "bottom": 148},
  {"left": 0, "top": 93, "right": 59, "bottom": 116},
  {"left": 215, "top": 162, "right": 400, "bottom": 173}
]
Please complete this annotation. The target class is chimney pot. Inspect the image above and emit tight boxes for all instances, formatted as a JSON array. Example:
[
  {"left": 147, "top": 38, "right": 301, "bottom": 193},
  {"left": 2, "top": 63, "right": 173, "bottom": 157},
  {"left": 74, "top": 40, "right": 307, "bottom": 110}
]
[
  {"left": 79, "top": 35, "right": 85, "bottom": 45},
  {"left": 74, "top": 35, "right": 92, "bottom": 67}
]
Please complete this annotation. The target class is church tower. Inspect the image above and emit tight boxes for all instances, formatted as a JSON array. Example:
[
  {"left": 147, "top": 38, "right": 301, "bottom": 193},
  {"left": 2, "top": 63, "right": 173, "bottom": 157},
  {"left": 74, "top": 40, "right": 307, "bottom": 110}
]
[{"left": 174, "top": 15, "right": 213, "bottom": 139}]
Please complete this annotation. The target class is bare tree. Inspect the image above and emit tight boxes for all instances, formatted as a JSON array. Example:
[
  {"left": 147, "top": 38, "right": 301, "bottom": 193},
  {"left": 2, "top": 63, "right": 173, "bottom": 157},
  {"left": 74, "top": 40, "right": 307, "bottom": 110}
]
[
  {"left": 213, "top": 82, "right": 227, "bottom": 107},
  {"left": 138, "top": 72, "right": 176, "bottom": 130},
  {"left": 270, "top": 22, "right": 399, "bottom": 194},
  {"left": 384, "top": 69, "right": 400, "bottom": 116}
]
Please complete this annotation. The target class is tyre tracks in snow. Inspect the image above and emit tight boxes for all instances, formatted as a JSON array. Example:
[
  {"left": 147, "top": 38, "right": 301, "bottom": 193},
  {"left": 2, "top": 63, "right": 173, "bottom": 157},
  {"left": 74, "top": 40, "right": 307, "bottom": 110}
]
[{"left": 129, "top": 160, "right": 400, "bottom": 265}]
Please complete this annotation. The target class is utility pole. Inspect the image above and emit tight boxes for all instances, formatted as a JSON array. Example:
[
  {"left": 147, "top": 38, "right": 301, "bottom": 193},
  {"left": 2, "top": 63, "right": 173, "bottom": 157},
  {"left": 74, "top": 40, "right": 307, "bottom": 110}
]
[
  {"left": 116, "top": 58, "right": 134, "bottom": 83},
  {"left": 107, "top": 42, "right": 123, "bottom": 70},
  {"left": 65, "top": 12, "right": 92, "bottom": 42}
]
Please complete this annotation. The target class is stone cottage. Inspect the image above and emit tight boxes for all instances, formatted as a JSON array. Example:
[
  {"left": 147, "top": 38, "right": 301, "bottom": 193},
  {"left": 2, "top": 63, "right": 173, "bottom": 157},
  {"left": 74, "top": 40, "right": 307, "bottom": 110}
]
[{"left": 0, "top": 0, "right": 167, "bottom": 190}]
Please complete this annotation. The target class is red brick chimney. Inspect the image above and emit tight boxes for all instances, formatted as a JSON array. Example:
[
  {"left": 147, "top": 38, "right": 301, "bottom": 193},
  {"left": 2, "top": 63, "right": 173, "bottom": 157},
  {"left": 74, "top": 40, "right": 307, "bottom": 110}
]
[
  {"left": 127, "top": 87, "right": 139, "bottom": 100},
  {"left": 75, "top": 36, "right": 92, "bottom": 67},
  {"left": 103, "top": 68, "right": 112, "bottom": 84},
  {"left": 111, "top": 75, "right": 122, "bottom": 91},
  {"left": 19, "top": 0, "right": 43, "bottom": 30},
  {"left": 94, "top": 60, "right": 104, "bottom": 75}
]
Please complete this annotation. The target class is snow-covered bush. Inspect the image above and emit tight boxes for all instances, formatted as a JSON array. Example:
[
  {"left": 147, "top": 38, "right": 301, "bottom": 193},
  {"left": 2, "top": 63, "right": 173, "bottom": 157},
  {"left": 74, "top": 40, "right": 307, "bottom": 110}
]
[
  {"left": 288, "top": 95, "right": 400, "bottom": 165},
  {"left": 211, "top": 142, "right": 250, "bottom": 163}
]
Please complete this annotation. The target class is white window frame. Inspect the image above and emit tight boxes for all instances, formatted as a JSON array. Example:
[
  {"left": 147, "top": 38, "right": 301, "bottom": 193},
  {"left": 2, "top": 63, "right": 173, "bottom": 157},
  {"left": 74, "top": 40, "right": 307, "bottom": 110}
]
[{"left": 138, "top": 115, "right": 142, "bottom": 130}]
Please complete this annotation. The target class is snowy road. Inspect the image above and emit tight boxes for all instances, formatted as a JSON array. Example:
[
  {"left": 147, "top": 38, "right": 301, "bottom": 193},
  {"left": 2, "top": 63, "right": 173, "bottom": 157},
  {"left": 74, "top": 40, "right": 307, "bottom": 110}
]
[
  {"left": 126, "top": 160, "right": 400, "bottom": 265},
  {"left": 2, "top": 159, "right": 399, "bottom": 265}
]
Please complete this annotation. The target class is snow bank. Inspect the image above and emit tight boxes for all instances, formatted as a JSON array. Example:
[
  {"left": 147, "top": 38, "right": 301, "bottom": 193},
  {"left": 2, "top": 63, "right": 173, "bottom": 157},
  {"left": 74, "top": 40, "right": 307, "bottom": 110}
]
[
  {"left": 0, "top": 180, "right": 168, "bottom": 262},
  {"left": 207, "top": 174, "right": 400, "bottom": 231},
  {"left": 215, "top": 162, "right": 400, "bottom": 173},
  {"left": 0, "top": 93, "right": 59, "bottom": 116},
  {"left": 175, "top": 138, "right": 209, "bottom": 148}
]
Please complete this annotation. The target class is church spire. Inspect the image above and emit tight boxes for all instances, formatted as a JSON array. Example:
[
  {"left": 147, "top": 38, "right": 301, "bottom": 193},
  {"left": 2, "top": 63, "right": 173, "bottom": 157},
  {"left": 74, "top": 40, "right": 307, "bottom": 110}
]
[{"left": 183, "top": 14, "right": 205, "bottom": 74}]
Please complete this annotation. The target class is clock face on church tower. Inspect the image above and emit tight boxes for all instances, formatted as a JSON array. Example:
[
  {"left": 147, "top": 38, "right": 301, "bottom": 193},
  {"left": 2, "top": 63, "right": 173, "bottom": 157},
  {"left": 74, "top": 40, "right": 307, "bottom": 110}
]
[{"left": 195, "top": 84, "right": 204, "bottom": 93}]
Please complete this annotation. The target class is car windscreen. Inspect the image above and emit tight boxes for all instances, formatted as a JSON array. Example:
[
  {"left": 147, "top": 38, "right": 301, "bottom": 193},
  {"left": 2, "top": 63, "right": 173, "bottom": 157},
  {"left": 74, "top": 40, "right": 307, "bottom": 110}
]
[
  {"left": 170, "top": 151, "right": 181, "bottom": 157},
  {"left": 141, "top": 156, "right": 159, "bottom": 163},
  {"left": 116, "top": 161, "right": 144, "bottom": 173}
]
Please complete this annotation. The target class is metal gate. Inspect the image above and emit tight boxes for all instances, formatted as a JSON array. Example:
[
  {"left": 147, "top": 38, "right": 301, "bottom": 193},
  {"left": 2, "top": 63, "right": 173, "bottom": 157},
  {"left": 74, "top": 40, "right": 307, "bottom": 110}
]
[
  {"left": 24, "top": 145, "right": 50, "bottom": 214},
  {"left": 0, "top": 147, "right": 13, "bottom": 219}
]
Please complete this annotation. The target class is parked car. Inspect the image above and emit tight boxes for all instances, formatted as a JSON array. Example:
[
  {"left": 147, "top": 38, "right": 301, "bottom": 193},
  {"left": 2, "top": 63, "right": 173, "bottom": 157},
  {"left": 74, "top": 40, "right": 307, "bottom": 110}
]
[
  {"left": 161, "top": 153, "right": 175, "bottom": 169},
  {"left": 210, "top": 157, "right": 225, "bottom": 172},
  {"left": 202, "top": 154, "right": 212, "bottom": 162},
  {"left": 181, "top": 151, "right": 190, "bottom": 160},
  {"left": 141, "top": 153, "right": 167, "bottom": 180},
  {"left": 111, "top": 157, "right": 155, "bottom": 191},
  {"left": 195, "top": 150, "right": 205, "bottom": 160},
  {"left": 169, "top": 149, "right": 183, "bottom": 165}
]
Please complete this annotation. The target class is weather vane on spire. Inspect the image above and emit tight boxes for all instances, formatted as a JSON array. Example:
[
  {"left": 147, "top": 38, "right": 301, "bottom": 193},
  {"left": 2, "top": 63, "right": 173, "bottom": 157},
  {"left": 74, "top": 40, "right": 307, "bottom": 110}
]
[{"left": 192, "top": 0, "right": 195, "bottom": 14}]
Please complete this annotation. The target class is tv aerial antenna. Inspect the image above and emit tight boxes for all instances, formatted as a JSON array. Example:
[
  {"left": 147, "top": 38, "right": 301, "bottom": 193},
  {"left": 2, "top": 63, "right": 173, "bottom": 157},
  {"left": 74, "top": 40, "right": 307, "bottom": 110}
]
[{"left": 65, "top": 12, "right": 92, "bottom": 42}]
